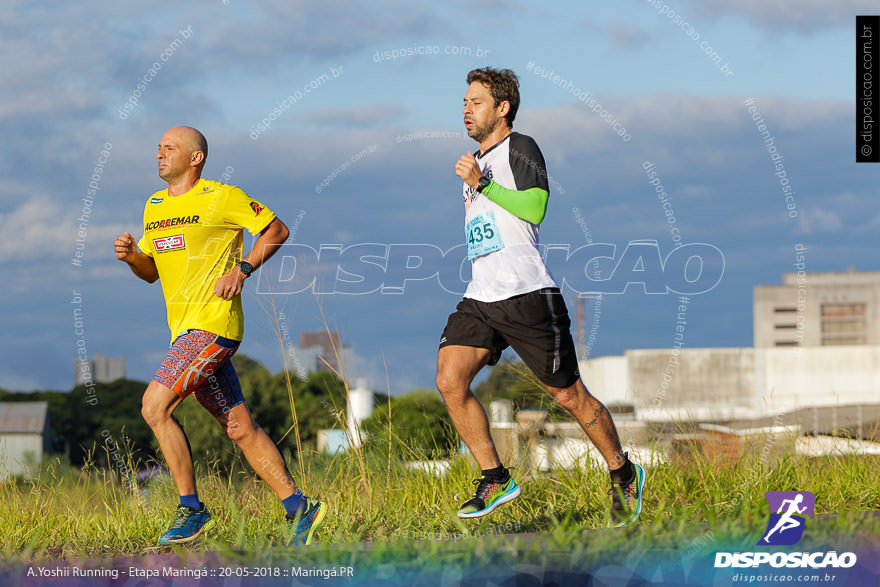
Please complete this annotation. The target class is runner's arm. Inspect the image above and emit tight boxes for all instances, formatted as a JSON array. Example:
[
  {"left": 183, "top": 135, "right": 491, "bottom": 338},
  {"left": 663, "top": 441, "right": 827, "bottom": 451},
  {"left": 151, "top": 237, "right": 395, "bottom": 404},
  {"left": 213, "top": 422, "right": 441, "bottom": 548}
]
[
  {"left": 213, "top": 217, "right": 289, "bottom": 299},
  {"left": 244, "top": 217, "right": 289, "bottom": 272},
  {"left": 114, "top": 232, "right": 159, "bottom": 283},
  {"left": 481, "top": 181, "right": 549, "bottom": 225},
  {"left": 455, "top": 151, "right": 549, "bottom": 224}
]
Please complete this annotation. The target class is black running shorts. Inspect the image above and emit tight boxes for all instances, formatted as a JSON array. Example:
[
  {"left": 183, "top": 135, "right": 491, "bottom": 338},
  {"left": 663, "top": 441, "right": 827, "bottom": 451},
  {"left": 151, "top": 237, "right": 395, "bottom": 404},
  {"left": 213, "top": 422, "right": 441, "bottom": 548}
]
[{"left": 439, "top": 288, "right": 580, "bottom": 388}]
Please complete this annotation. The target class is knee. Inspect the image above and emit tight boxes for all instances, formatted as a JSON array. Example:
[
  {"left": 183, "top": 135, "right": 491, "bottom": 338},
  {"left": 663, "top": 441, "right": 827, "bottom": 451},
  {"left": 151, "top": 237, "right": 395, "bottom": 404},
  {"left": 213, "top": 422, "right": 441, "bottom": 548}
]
[
  {"left": 141, "top": 396, "right": 168, "bottom": 429},
  {"left": 226, "top": 420, "right": 258, "bottom": 444},
  {"left": 435, "top": 370, "right": 451, "bottom": 394},
  {"left": 436, "top": 370, "right": 466, "bottom": 403}
]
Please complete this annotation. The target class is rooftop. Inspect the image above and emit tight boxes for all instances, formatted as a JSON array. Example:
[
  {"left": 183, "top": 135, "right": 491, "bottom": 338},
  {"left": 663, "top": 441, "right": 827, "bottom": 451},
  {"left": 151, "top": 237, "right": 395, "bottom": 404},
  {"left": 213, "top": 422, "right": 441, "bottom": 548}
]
[{"left": 0, "top": 402, "right": 48, "bottom": 434}]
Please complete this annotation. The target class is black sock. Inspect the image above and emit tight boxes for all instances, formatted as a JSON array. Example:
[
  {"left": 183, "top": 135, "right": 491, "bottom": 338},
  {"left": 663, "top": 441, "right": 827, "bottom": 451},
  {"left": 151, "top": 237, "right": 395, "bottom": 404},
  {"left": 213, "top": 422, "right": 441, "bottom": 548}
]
[
  {"left": 481, "top": 465, "right": 509, "bottom": 483},
  {"left": 610, "top": 453, "right": 634, "bottom": 485}
]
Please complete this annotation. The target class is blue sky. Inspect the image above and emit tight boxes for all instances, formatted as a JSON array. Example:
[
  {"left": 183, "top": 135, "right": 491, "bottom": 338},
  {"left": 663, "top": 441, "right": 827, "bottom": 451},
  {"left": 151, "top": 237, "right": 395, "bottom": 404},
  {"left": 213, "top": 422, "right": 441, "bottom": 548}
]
[{"left": 2, "top": 0, "right": 878, "bottom": 395}]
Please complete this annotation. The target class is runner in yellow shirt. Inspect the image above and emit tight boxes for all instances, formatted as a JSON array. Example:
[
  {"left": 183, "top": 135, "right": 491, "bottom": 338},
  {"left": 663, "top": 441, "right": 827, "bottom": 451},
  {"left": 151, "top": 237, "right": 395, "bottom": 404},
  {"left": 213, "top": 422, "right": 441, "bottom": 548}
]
[{"left": 114, "top": 126, "right": 325, "bottom": 546}]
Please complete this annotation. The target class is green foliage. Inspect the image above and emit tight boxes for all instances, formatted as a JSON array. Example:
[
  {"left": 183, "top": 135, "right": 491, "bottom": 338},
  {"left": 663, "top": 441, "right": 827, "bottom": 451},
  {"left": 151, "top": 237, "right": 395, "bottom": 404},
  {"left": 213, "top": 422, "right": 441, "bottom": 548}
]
[
  {"left": 71, "top": 379, "right": 155, "bottom": 467},
  {"left": 277, "top": 370, "right": 348, "bottom": 448},
  {"left": 362, "top": 389, "right": 457, "bottom": 459}
]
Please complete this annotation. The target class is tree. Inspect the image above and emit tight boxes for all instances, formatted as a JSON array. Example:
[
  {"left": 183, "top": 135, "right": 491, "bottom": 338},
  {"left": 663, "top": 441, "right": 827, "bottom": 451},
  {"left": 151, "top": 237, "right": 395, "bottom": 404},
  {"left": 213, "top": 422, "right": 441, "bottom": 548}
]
[
  {"left": 362, "top": 389, "right": 457, "bottom": 460},
  {"left": 68, "top": 379, "right": 155, "bottom": 467}
]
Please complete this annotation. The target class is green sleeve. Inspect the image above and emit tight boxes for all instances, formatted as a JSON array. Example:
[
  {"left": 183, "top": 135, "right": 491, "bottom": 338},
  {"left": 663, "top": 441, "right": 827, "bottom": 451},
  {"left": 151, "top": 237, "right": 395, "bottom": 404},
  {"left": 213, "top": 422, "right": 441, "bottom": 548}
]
[{"left": 482, "top": 181, "right": 549, "bottom": 224}]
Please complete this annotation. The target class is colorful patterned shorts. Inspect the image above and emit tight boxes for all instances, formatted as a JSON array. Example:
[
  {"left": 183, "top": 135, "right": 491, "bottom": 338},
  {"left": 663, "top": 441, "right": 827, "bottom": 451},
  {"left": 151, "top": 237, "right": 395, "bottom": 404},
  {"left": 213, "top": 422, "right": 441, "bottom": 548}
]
[{"left": 152, "top": 330, "right": 245, "bottom": 418}]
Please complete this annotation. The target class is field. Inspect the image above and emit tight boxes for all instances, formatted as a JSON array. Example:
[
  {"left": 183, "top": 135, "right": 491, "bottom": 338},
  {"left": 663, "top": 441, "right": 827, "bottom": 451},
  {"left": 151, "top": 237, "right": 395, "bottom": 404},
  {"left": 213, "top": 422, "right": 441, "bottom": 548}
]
[{"left": 2, "top": 444, "right": 879, "bottom": 572}]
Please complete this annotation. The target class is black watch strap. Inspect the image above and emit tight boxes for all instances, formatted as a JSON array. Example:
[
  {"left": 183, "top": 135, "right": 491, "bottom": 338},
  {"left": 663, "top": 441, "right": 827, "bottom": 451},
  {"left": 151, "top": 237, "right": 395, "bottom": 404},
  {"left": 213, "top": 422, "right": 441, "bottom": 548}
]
[{"left": 477, "top": 176, "right": 491, "bottom": 193}]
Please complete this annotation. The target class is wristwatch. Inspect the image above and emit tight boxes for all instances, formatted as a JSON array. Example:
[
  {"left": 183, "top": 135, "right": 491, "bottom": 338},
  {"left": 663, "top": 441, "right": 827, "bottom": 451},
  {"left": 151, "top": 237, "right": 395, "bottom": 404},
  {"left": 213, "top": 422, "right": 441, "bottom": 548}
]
[
  {"left": 476, "top": 176, "right": 491, "bottom": 193},
  {"left": 238, "top": 261, "right": 254, "bottom": 277}
]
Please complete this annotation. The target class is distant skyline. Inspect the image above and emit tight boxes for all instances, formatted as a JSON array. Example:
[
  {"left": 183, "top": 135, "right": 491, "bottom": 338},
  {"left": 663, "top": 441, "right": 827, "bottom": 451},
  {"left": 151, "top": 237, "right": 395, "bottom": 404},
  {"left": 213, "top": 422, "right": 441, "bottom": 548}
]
[{"left": 1, "top": 1, "right": 878, "bottom": 394}]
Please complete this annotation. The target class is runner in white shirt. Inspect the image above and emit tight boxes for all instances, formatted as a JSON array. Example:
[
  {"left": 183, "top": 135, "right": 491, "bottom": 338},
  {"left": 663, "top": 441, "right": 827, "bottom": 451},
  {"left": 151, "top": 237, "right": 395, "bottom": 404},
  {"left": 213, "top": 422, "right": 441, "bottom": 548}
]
[{"left": 437, "top": 68, "right": 645, "bottom": 527}]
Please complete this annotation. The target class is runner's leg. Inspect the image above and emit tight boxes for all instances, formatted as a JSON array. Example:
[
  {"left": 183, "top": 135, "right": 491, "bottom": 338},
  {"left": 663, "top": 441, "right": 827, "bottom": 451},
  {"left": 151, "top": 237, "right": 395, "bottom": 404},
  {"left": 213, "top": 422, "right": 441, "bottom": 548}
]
[
  {"left": 141, "top": 380, "right": 196, "bottom": 496},
  {"left": 212, "top": 402, "right": 299, "bottom": 498},
  {"left": 436, "top": 344, "right": 499, "bottom": 469},
  {"left": 545, "top": 378, "right": 627, "bottom": 469},
  {"left": 198, "top": 359, "right": 323, "bottom": 543}
]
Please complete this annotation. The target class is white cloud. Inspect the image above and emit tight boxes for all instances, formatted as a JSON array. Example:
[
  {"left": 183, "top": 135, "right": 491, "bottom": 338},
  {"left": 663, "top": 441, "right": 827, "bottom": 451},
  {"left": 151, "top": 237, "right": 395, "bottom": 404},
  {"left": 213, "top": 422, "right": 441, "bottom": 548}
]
[
  {"left": 0, "top": 198, "right": 128, "bottom": 263},
  {"left": 796, "top": 208, "right": 844, "bottom": 234}
]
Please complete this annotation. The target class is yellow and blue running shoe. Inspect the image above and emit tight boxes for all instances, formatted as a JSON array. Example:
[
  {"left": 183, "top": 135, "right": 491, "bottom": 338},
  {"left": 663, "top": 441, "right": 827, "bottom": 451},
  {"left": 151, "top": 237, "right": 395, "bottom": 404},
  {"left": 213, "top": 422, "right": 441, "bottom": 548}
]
[
  {"left": 286, "top": 498, "right": 327, "bottom": 546},
  {"left": 158, "top": 505, "right": 215, "bottom": 545}
]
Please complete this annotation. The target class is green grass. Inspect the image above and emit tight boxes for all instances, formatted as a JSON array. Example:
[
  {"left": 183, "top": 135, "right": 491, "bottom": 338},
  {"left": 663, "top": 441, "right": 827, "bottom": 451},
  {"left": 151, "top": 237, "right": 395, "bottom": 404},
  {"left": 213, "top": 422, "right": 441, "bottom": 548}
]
[{"left": 1, "top": 446, "right": 879, "bottom": 565}]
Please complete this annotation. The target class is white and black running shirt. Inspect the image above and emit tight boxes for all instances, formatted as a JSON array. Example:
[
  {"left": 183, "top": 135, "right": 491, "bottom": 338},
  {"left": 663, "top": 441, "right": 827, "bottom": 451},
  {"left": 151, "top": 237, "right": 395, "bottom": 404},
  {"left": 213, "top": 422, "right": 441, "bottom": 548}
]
[{"left": 462, "top": 132, "right": 558, "bottom": 302}]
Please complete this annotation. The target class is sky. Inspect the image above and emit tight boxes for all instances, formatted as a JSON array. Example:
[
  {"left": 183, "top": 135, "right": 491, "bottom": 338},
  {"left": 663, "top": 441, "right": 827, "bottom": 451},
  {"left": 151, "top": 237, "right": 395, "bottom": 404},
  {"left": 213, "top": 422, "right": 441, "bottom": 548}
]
[{"left": 1, "top": 0, "right": 878, "bottom": 396}]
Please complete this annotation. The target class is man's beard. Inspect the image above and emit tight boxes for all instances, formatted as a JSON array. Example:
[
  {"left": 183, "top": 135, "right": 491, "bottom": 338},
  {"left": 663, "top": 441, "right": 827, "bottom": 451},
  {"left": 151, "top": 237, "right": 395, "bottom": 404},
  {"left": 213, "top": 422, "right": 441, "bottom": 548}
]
[{"left": 468, "top": 118, "right": 499, "bottom": 143}]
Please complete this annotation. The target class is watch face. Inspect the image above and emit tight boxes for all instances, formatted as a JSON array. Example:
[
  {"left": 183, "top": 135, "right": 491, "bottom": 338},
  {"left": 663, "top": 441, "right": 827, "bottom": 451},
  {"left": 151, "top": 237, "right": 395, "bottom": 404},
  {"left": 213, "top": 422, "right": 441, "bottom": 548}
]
[{"left": 240, "top": 261, "right": 253, "bottom": 275}]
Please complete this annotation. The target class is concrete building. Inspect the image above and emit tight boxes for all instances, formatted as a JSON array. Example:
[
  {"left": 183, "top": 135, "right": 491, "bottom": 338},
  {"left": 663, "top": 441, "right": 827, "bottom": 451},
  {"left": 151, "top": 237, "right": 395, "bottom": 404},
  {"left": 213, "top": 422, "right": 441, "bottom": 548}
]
[
  {"left": 74, "top": 354, "right": 126, "bottom": 386},
  {"left": 572, "top": 269, "right": 880, "bottom": 443},
  {"left": 754, "top": 268, "right": 880, "bottom": 348},
  {"left": 505, "top": 343, "right": 880, "bottom": 472},
  {"left": 299, "top": 331, "right": 353, "bottom": 375},
  {"left": 285, "top": 345, "right": 322, "bottom": 379},
  {"left": 0, "top": 402, "right": 52, "bottom": 481},
  {"left": 581, "top": 347, "right": 880, "bottom": 435}
]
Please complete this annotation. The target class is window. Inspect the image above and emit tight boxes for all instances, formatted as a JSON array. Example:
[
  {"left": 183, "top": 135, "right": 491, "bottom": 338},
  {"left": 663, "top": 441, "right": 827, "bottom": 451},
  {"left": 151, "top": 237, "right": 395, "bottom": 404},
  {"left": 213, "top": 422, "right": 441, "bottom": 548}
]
[{"left": 821, "top": 303, "right": 866, "bottom": 345}]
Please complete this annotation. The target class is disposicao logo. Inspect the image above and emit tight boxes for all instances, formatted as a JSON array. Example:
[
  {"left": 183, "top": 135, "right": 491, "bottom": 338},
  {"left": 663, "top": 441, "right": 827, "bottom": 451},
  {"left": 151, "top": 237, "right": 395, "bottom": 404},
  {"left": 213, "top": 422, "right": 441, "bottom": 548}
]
[
  {"left": 714, "top": 490, "right": 857, "bottom": 569},
  {"left": 760, "top": 491, "right": 815, "bottom": 546}
]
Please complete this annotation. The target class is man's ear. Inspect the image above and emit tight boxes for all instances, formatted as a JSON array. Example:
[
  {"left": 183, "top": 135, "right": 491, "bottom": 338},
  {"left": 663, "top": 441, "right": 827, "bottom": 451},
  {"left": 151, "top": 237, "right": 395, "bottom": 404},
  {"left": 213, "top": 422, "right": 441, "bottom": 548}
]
[{"left": 498, "top": 100, "right": 511, "bottom": 118}]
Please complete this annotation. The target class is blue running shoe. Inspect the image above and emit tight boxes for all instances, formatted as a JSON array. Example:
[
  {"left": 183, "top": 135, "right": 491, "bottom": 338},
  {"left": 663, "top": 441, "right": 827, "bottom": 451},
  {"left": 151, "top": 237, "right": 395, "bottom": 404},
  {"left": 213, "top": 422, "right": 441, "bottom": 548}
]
[
  {"left": 286, "top": 498, "right": 327, "bottom": 546},
  {"left": 610, "top": 462, "right": 645, "bottom": 528},
  {"left": 456, "top": 475, "right": 521, "bottom": 519},
  {"left": 158, "top": 505, "right": 215, "bottom": 545}
]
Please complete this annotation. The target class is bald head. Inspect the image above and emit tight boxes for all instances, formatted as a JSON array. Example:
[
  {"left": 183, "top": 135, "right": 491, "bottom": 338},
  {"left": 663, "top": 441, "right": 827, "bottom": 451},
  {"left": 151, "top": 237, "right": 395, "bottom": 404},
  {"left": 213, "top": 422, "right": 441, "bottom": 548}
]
[{"left": 166, "top": 126, "right": 208, "bottom": 160}]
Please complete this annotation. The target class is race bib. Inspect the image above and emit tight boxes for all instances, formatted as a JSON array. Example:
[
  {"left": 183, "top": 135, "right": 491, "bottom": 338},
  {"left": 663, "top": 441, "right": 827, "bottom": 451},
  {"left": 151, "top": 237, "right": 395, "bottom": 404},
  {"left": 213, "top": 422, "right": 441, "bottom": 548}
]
[{"left": 466, "top": 211, "right": 504, "bottom": 260}]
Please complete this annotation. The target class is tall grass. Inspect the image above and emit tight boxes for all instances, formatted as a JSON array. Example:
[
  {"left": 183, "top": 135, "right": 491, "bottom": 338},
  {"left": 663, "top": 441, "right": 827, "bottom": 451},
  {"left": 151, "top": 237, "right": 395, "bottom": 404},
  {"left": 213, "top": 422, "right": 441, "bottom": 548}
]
[
  {"left": 5, "top": 294, "right": 876, "bottom": 564},
  {"left": 1, "top": 442, "right": 879, "bottom": 562}
]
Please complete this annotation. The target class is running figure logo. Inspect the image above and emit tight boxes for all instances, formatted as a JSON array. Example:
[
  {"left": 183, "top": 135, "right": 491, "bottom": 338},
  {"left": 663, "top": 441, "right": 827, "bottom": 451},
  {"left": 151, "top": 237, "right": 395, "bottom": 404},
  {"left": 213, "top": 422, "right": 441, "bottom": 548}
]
[{"left": 759, "top": 491, "right": 815, "bottom": 546}]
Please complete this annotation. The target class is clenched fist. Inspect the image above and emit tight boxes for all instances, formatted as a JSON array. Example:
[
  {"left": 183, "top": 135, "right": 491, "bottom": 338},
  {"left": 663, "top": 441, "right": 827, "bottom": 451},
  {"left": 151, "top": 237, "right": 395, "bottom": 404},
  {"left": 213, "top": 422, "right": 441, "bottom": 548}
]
[{"left": 114, "top": 232, "right": 138, "bottom": 262}]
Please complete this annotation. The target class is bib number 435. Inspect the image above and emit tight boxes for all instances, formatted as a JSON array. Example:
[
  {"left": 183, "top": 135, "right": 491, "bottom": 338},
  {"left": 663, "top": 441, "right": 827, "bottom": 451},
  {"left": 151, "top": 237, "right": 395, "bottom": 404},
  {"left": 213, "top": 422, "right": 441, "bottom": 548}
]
[
  {"left": 468, "top": 222, "right": 494, "bottom": 244},
  {"left": 466, "top": 211, "right": 504, "bottom": 260}
]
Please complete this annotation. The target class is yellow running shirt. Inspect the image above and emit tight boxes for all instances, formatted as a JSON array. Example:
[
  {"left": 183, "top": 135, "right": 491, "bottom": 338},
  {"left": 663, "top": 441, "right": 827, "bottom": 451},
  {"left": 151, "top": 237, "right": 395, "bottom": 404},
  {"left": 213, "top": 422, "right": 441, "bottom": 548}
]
[{"left": 137, "top": 178, "right": 276, "bottom": 344}]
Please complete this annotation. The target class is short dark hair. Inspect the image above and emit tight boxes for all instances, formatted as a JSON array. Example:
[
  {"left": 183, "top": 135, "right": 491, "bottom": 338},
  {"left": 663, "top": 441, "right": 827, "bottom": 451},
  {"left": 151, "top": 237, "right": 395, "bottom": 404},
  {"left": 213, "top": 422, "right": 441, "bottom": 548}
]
[{"left": 467, "top": 67, "right": 520, "bottom": 127}]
